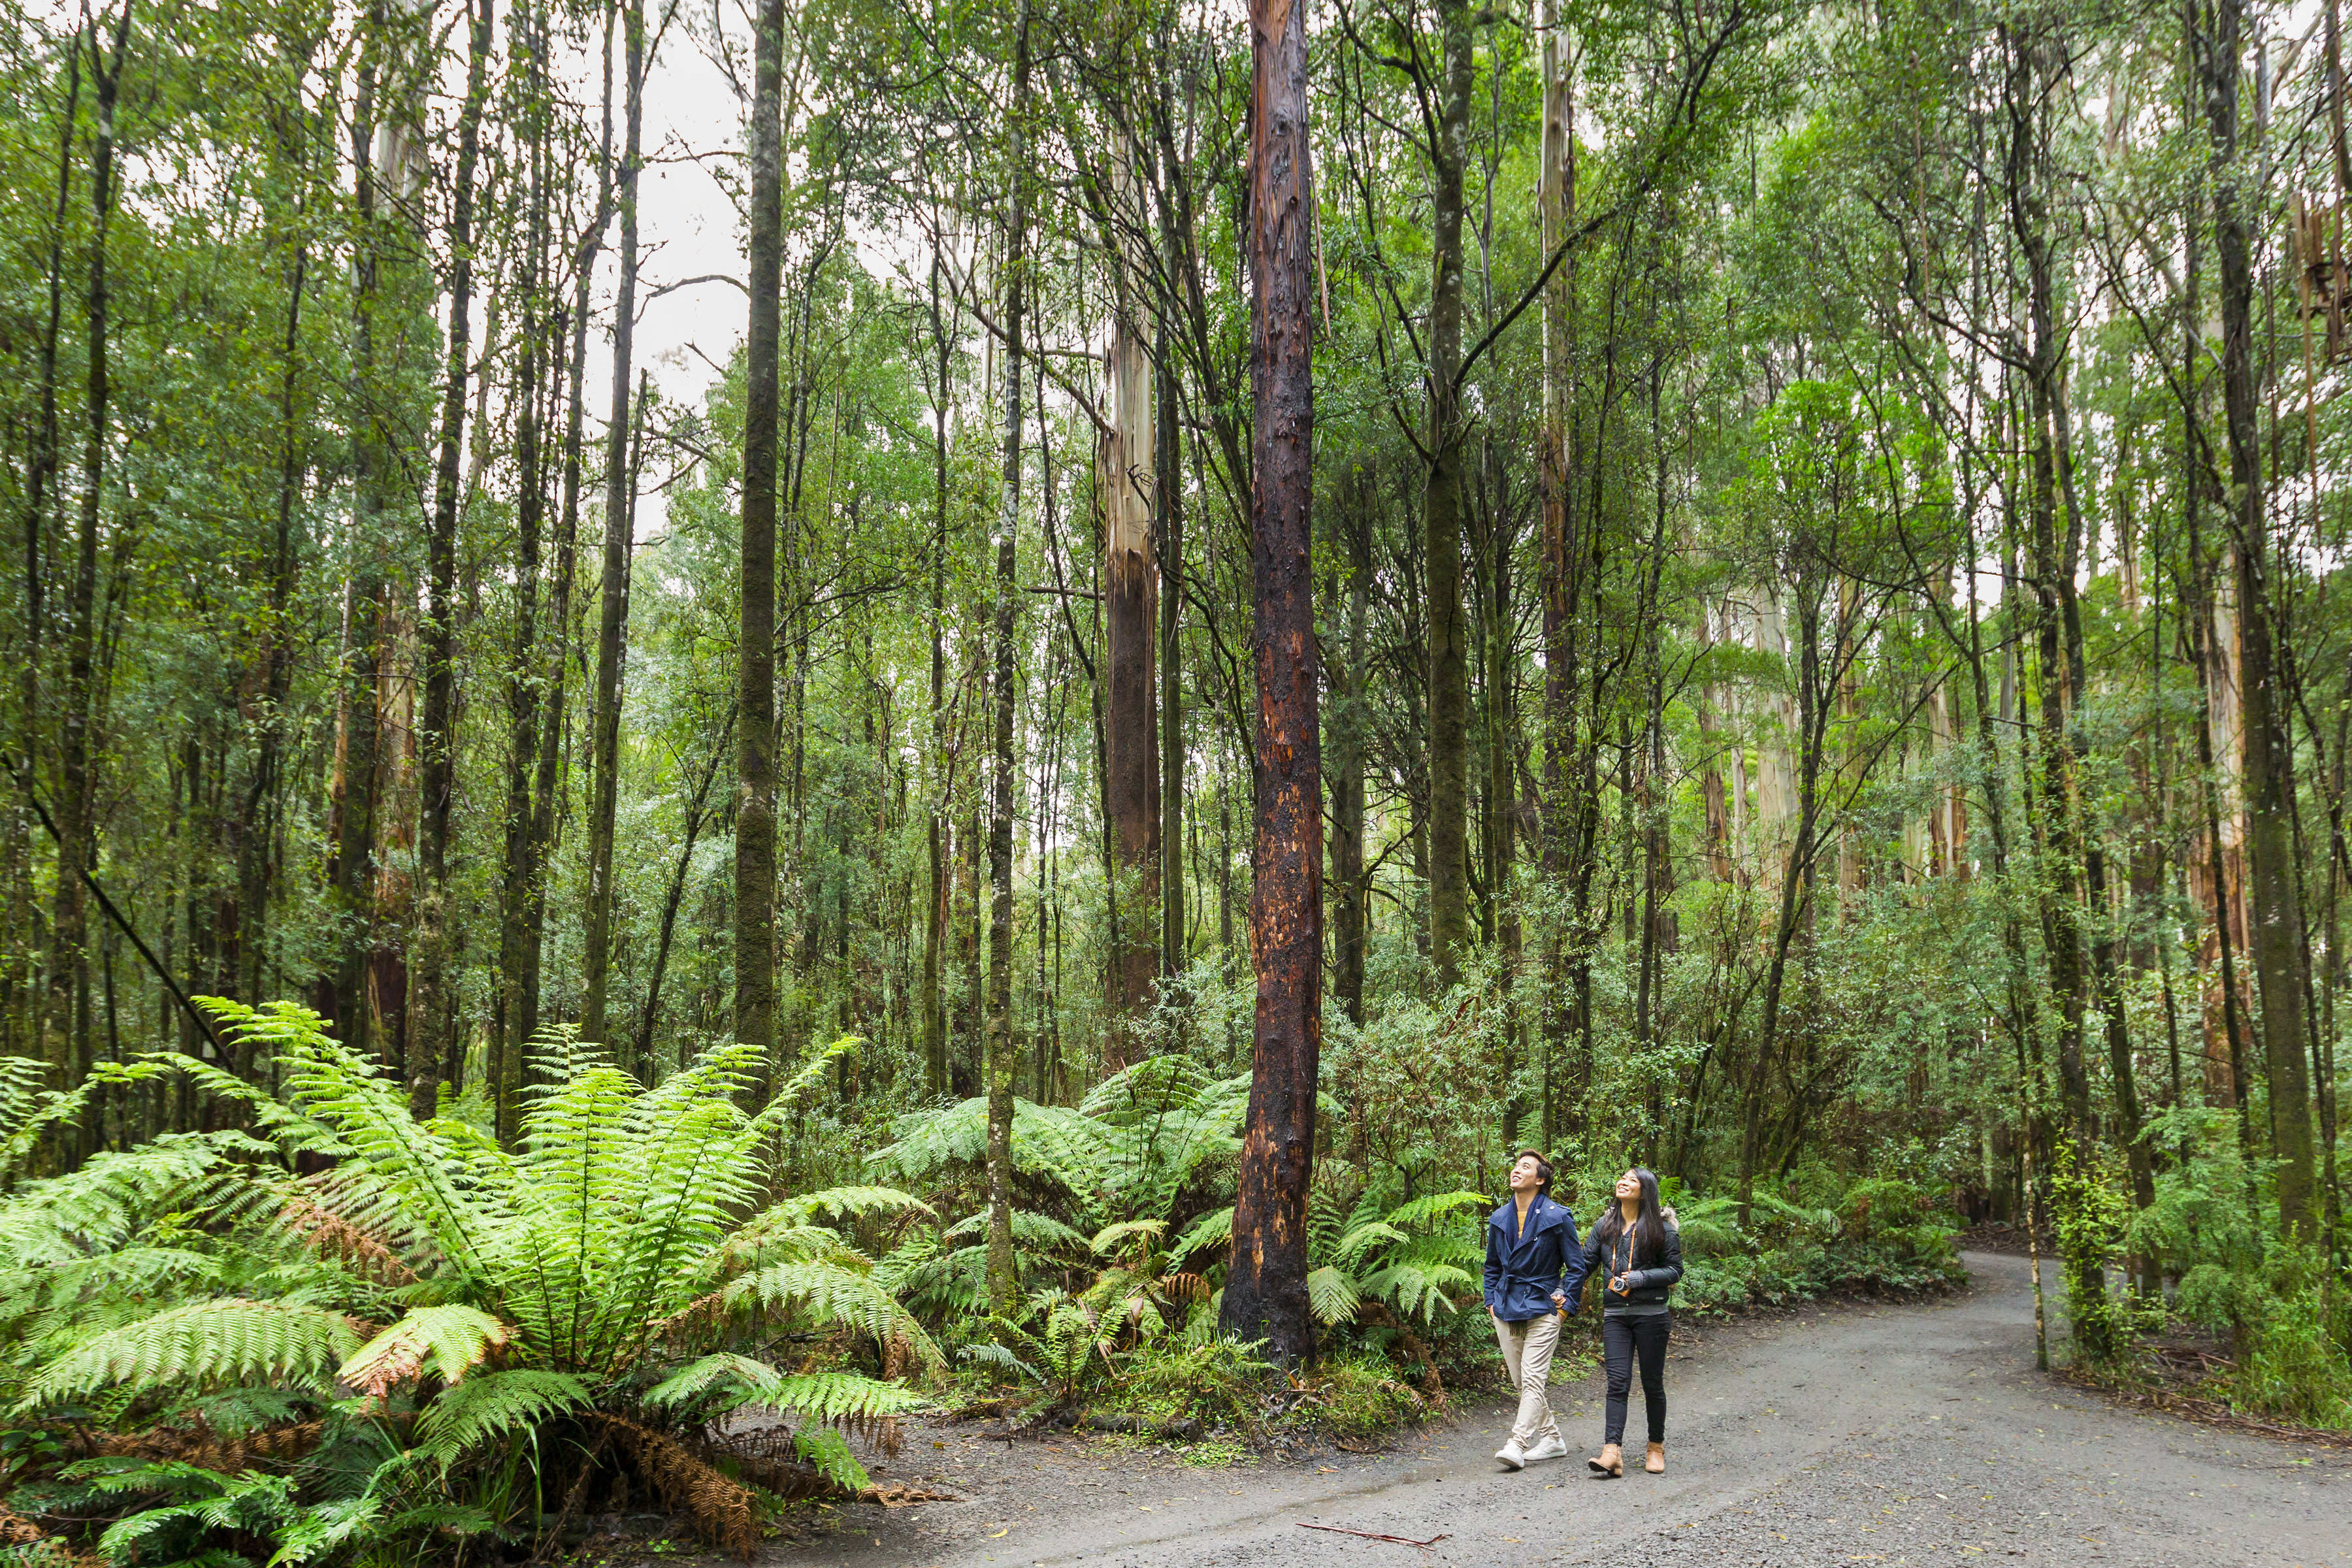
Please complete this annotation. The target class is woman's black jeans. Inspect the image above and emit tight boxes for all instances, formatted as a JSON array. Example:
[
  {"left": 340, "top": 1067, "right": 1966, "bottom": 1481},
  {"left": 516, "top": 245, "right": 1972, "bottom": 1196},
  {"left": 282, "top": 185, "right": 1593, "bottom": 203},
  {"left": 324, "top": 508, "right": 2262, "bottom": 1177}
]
[{"left": 1601, "top": 1311, "right": 1669, "bottom": 1446}]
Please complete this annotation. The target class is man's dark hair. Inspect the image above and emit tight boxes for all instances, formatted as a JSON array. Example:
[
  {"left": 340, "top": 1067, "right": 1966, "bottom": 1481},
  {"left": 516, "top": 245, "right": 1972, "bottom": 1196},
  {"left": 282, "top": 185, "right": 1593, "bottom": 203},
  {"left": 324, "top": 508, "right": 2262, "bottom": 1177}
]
[{"left": 1513, "top": 1148, "right": 1554, "bottom": 1195}]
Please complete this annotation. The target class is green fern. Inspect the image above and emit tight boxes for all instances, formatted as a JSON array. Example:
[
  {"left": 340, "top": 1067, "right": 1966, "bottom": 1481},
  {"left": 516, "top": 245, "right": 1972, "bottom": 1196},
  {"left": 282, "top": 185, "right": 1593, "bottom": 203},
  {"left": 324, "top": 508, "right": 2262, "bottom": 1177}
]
[
  {"left": 25, "top": 1299, "right": 368, "bottom": 1406},
  {"left": 409, "top": 1369, "right": 592, "bottom": 1469},
  {"left": 1306, "top": 1266, "right": 1362, "bottom": 1328},
  {"left": 337, "top": 1305, "right": 513, "bottom": 1396}
]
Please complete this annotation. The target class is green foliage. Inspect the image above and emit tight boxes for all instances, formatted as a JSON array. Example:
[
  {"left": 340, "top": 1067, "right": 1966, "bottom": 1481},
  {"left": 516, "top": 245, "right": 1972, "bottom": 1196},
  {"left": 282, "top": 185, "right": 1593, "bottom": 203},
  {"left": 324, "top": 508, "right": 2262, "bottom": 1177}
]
[
  {"left": 27, "top": 1301, "right": 365, "bottom": 1406},
  {"left": 0, "top": 1015, "right": 934, "bottom": 1565}
]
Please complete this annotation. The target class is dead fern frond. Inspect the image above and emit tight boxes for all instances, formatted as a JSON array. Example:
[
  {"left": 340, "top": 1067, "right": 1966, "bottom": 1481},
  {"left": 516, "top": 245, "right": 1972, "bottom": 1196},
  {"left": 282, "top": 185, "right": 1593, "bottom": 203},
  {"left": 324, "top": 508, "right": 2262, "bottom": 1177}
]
[
  {"left": 586, "top": 1414, "right": 756, "bottom": 1560},
  {"left": 644, "top": 1287, "right": 728, "bottom": 1347},
  {"left": 282, "top": 1192, "right": 417, "bottom": 1288},
  {"left": 704, "top": 1426, "right": 847, "bottom": 1499},
  {"left": 78, "top": 1418, "right": 325, "bottom": 1473}
]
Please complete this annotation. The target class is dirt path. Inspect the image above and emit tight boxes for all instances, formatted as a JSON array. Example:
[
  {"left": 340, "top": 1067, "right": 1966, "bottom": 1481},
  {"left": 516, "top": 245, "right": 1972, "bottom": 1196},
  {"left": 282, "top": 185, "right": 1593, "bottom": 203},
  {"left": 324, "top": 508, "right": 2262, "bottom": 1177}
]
[{"left": 781, "top": 1252, "right": 2347, "bottom": 1566}]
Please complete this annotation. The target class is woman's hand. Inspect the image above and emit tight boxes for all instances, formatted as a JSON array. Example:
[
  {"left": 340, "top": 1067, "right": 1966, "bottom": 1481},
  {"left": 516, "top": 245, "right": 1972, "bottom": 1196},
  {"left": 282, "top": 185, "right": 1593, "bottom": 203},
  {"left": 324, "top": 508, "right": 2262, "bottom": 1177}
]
[{"left": 1609, "top": 1273, "right": 1629, "bottom": 1296}]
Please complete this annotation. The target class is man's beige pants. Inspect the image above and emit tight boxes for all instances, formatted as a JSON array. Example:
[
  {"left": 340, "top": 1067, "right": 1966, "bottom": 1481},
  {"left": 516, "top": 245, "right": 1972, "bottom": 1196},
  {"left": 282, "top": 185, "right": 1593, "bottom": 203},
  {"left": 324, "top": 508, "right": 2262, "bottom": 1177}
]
[{"left": 1493, "top": 1310, "right": 1563, "bottom": 1447}]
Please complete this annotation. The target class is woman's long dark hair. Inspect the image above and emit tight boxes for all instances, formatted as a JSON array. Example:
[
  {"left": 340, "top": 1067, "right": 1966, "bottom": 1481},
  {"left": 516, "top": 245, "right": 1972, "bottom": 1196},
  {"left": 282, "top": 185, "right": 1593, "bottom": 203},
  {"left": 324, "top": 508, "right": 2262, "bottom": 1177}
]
[{"left": 1590, "top": 1168, "right": 1668, "bottom": 1264}]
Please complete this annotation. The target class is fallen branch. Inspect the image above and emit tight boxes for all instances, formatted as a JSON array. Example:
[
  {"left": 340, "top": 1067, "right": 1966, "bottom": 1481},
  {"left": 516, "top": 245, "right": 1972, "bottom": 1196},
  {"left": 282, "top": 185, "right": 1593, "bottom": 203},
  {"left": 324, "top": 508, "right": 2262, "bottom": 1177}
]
[{"left": 1296, "top": 1523, "right": 1450, "bottom": 1549}]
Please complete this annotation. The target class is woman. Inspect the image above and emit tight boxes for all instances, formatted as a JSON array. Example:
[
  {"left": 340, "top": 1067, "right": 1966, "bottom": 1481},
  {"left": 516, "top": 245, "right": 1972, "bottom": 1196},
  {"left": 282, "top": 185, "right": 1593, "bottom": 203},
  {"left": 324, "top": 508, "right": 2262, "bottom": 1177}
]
[
  {"left": 1565, "top": 1166, "right": 1681, "bottom": 1477},
  {"left": 1481, "top": 1149, "right": 1580, "bottom": 1471}
]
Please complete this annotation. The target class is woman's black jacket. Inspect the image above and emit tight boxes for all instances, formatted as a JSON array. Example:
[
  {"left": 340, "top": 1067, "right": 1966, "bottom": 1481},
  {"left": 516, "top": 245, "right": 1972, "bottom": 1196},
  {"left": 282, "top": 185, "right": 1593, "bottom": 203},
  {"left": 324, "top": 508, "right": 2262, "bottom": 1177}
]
[{"left": 1565, "top": 1215, "right": 1683, "bottom": 1310}]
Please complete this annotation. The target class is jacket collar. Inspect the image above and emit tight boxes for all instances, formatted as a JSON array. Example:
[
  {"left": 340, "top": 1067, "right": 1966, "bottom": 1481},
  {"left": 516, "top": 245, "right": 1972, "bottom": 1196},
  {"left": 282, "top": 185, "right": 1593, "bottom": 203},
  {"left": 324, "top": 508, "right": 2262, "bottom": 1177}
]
[{"left": 1490, "top": 1193, "right": 1560, "bottom": 1233}]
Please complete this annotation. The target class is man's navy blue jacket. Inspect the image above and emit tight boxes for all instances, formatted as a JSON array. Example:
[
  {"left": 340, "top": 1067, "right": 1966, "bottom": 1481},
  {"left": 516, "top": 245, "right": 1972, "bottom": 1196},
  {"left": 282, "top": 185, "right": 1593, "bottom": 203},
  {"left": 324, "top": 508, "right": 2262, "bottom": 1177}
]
[{"left": 1483, "top": 1193, "right": 1581, "bottom": 1322}]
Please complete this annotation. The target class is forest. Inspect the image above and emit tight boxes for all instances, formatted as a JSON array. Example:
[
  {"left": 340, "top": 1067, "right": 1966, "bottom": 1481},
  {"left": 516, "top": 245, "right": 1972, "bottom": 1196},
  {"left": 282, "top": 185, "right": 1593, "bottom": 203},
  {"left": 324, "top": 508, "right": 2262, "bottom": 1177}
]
[{"left": 0, "top": 0, "right": 2344, "bottom": 1556}]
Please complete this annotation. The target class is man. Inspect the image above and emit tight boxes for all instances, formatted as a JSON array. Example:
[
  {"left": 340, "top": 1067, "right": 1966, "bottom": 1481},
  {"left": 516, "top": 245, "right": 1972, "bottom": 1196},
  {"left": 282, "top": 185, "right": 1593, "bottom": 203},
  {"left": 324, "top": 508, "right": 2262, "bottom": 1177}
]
[{"left": 1482, "top": 1148, "right": 1578, "bottom": 1470}]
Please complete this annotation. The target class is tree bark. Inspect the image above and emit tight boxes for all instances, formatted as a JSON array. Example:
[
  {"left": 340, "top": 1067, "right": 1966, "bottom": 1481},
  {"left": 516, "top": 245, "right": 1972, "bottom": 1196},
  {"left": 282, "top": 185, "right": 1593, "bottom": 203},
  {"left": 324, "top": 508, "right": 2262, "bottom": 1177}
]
[
  {"left": 53, "top": 3, "right": 133, "bottom": 1117},
  {"left": 738, "top": 0, "right": 783, "bottom": 1083},
  {"left": 407, "top": 0, "right": 494, "bottom": 1119},
  {"left": 1222, "top": 0, "right": 1319, "bottom": 1369},
  {"left": 923, "top": 243, "right": 952, "bottom": 1100},
  {"left": 1536, "top": 0, "right": 1575, "bottom": 1151},
  {"left": 583, "top": 0, "right": 647, "bottom": 1053},
  {"left": 1423, "top": 0, "right": 1473, "bottom": 988},
  {"left": 12, "top": 42, "right": 78, "bottom": 1064},
  {"left": 1331, "top": 485, "right": 1368, "bottom": 1028},
  {"left": 985, "top": 1, "right": 1032, "bottom": 1320},
  {"left": 496, "top": 0, "right": 552, "bottom": 1107},
  {"left": 2200, "top": 0, "right": 2320, "bottom": 1235},
  {"left": 1102, "top": 152, "right": 1158, "bottom": 1064}
]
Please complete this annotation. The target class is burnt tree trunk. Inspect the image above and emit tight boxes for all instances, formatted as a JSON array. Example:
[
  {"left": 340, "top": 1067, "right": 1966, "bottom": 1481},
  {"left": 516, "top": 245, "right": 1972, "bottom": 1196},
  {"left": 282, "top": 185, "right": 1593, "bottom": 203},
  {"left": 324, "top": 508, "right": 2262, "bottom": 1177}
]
[{"left": 1222, "top": 0, "right": 1320, "bottom": 1369}]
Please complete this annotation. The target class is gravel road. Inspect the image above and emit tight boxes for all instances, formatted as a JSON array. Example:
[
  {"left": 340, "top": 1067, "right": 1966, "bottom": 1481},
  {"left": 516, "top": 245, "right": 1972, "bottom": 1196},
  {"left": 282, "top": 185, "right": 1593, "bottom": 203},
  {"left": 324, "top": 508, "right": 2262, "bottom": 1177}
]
[{"left": 781, "top": 1252, "right": 2346, "bottom": 1567}]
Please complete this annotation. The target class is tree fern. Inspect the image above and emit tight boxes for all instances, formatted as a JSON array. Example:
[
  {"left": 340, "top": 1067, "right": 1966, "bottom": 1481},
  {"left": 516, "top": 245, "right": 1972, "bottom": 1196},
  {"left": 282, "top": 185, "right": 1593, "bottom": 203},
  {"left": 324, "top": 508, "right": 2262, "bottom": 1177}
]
[
  {"left": 25, "top": 1300, "right": 368, "bottom": 1406},
  {"left": 408, "top": 1369, "right": 591, "bottom": 1470}
]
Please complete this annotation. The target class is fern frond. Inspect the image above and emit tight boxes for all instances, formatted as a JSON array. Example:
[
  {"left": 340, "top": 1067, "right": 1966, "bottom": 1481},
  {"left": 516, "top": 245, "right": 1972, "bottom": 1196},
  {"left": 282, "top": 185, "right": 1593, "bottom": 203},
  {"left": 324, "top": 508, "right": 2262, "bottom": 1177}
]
[
  {"left": 786, "top": 1423, "right": 868, "bottom": 1496},
  {"left": 1306, "top": 1266, "right": 1362, "bottom": 1328},
  {"left": 1382, "top": 1190, "right": 1490, "bottom": 1230},
  {"left": 338, "top": 1305, "right": 512, "bottom": 1396},
  {"left": 644, "top": 1352, "right": 783, "bottom": 1409},
  {"left": 1087, "top": 1219, "right": 1166, "bottom": 1257},
  {"left": 1335, "top": 1220, "right": 1411, "bottom": 1267},
  {"left": 767, "top": 1186, "right": 934, "bottom": 1227},
  {"left": 941, "top": 1209, "right": 1087, "bottom": 1253},
  {"left": 1168, "top": 1207, "right": 1233, "bottom": 1264},
  {"left": 727, "top": 1262, "right": 944, "bottom": 1373},
  {"left": 25, "top": 1299, "right": 368, "bottom": 1406},
  {"left": 266, "top": 1495, "right": 387, "bottom": 1567},
  {"left": 957, "top": 1342, "right": 1039, "bottom": 1383},
  {"left": 410, "top": 1369, "right": 591, "bottom": 1469}
]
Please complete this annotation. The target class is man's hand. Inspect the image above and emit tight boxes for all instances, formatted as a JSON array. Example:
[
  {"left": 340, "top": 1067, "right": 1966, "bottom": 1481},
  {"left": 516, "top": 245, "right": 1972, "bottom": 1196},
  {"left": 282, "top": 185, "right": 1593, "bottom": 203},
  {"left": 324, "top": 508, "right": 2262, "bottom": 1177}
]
[{"left": 1550, "top": 1290, "right": 1566, "bottom": 1309}]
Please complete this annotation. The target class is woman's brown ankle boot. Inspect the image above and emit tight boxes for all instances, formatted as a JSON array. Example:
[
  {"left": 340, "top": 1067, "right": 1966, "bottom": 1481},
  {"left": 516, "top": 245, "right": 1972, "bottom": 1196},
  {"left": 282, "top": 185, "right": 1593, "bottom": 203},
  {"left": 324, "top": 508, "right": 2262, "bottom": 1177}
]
[
  {"left": 1644, "top": 1443, "right": 1665, "bottom": 1474},
  {"left": 1588, "top": 1443, "right": 1624, "bottom": 1477}
]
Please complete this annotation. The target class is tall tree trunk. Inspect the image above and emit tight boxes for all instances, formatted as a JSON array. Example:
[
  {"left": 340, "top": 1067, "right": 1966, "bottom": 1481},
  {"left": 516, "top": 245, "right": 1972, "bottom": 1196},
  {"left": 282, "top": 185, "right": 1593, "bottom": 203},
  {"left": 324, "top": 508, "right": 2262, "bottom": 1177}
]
[
  {"left": 1423, "top": 0, "right": 1473, "bottom": 987},
  {"left": 1536, "top": 0, "right": 1575, "bottom": 1151},
  {"left": 738, "top": 0, "right": 783, "bottom": 1085},
  {"left": 923, "top": 244, "right": 951, "bottom": 1099},
  {"left": 407, "top": 0, "right": 494, "bottom": 1119},
  {"left": 2201, "top": 0, "right": 2320, "bottom": 1235},
  {"left": 12, "top": 44, "right": 79, "bottom": 1063},
  {"left": 985, "top": 2, "right": 1032, "bottom": 1320},
  {"left": 583, "top": 0, "right": 647, "bottom": 1053},
  {"left": 497, "top": 0, "right": 552, "bottom": 1109},
  {"left": 53, "top": 3, "right": 133, "bottom": 1120},
  {"left": 329, "top": 0, "right": 406, "bottom": 1063},
  {"left": 510, "top": 1, "right": 617, "bottom": 1138},
  {"left": 1158, "top": 296, "right": 1185, "bottom": 990},
  {"left": 1331, "top": 487, "right": 1369, "bottom": 1028},
  {"left": 2006, "top": 22, "right": 2091, "bottom": 1155},
  {"left": 1102, "top": 157, "right": 1158, "bottom": 1065},
  {"left": 1222, "top": 0, "right": 1318, "bottom": 1369}
]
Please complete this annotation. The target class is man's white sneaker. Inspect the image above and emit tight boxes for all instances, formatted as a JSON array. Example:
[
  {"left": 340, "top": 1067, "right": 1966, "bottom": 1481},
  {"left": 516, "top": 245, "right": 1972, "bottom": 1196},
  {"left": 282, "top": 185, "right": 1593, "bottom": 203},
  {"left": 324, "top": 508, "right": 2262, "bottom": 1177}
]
[
  {"left": 1495, "top": 1440, "right": 1526, "bottom": 1471},
  {"left": 1523, "top": 1434, "right": 1569, "bottom": 1463}
]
